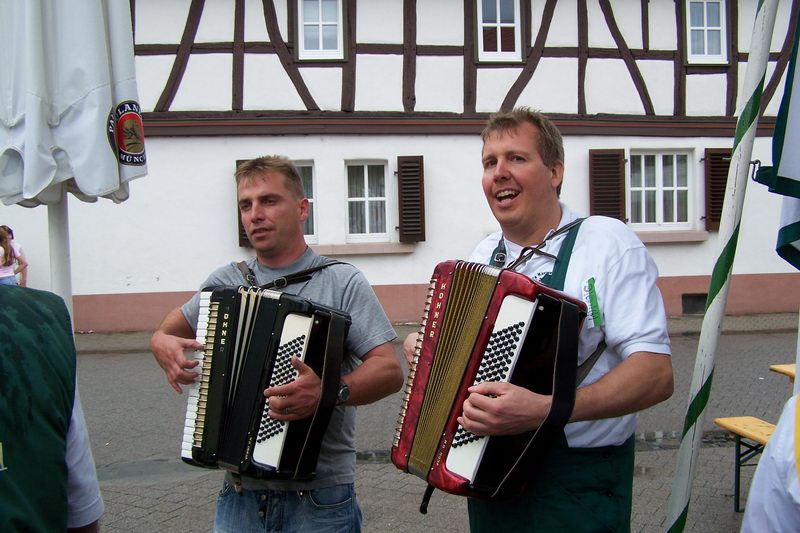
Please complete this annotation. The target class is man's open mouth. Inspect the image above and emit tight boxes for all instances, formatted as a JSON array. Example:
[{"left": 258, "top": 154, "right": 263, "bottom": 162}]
[{"left": 495, "top": 189, "right": 519, "bottom": 203}]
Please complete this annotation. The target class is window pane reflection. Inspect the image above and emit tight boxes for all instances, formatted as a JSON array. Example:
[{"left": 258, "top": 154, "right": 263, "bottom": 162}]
[
  {"left": 368, "top": 166, "right": 385, "bottom": 196},
  {"left": 349, "top": 201, "right": 365, "bottom": 233},
  {"left": 347, "top": 166, "right": 364, "bottom": 197},
  {"left": 369, "top": 200, "right": 386, "bottom": 233}
]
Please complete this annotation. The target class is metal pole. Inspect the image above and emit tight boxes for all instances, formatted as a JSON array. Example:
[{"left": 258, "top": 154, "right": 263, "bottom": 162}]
[{"left": 47, "top": 186, "right": 73, "bottom": 320}]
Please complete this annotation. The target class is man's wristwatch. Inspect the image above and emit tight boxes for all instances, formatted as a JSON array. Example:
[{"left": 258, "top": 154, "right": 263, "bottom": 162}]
[{"left": 337, "top": 380, "right": 350, "bottom": 405}]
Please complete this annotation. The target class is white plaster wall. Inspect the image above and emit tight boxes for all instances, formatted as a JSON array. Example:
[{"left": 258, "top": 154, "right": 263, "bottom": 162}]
[
  {"left": 243, "top": 54, "right": 307, "bottom": 110},
  {"left": 171, "top": 54, "right": 233, "bottom": 111},
  {"left": 355, "top": 55, "right": 404, "bottom": 111},
  {"left": 476, "top": 69, "right": 523, "bottom": 112},
  {"left": 357, "top": 0, "right": 403, "bottom": 43},
  {"left": 244, "top": 0, "right": 271, "bottom": 42},
  {"left": 194, "top": 0, "right": 235, "bottom": 43},
  {"left": 637, "top": 60, "right": 675, "bottom": 116},
  {"left": 135, "top": 56, "right": 176, "bottom": 112},
  {"left": 543, "top": 0, "right": 578, "bottom": 48},
  {"left": 601, "top": 1, "right": 643, "bottom": 50},
  {"left": 516, "top": 58, "right": 579, "bottom": 114},
  {"left": 135, "top": 0, "right": 191, "bottom": 43},
  {"left": 414, "top": 57, "right": 464, "bottom": 113},
  {"left": 2, "top": 134, "right": 793, "bottom": 298},
  {"left": 685, "top": 74, "right": 728, "bottom": 116},
  {"left": 647, "top": 0, "right": 678, "bottom": 50},
  {"left": 737, "top": 0, "right": 791, "bottom": 52},
  {"left": 416, "top": 0, "right": 463, "bottom": 45},
  {"left": 585, "top": 59, "right": 645, "bottom": 114},
  {"left": 299, "top": 67, "right": 344, "bottom": 111}
]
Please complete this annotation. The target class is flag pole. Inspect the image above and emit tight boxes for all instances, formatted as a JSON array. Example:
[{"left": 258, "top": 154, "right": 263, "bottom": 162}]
[{"left": 664, "top": 1, "right": 779, "bottom": 530}]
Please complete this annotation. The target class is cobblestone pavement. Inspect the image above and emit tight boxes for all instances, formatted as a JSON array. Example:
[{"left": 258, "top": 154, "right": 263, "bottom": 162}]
[{"left": 76, "top": 313, "right": 798, "bottom": 532}]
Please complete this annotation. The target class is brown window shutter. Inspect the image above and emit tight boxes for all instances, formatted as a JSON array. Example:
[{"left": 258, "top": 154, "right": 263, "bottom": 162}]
[
  {"left": 235, "top": 159, "right": 251, "bottom": 247},
  {"left": 589, "top": 149, "right": 626, "bottom": 221},
  {"left": 704, "top": 148, "right": 731, "bottom": 231},
  {"left": 238, "top": 217, "right": 251, "bottom": 248},
  {"left": 397, "top": 156, "right": 426, "bottom": 243}
]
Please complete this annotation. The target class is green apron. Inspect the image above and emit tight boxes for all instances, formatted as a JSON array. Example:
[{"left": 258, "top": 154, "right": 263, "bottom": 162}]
[
  {"left": 469, "top": 222, "right": 635, "bottom": 533},
  {"left": 0, "top": 286, "right": 76, "bottom": 532}
]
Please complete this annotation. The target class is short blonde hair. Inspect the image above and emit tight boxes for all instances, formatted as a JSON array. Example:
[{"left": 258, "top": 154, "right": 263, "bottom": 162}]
[
  {"left": 235, "top": 156, "right": 305, "bottom": 198},
  {"left": 481, "top": 107, "right": 564, "bottom": 168}
]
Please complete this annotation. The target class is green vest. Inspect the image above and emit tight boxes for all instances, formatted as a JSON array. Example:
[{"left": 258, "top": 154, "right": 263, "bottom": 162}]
[{"left": 0, "top": 286, "right": 76, "bottom": 532}]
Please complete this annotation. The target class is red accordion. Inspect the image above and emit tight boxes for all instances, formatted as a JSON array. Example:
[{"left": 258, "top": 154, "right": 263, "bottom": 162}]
[{"left": 391, "top": 261, "right": 586, "bottom": 501}]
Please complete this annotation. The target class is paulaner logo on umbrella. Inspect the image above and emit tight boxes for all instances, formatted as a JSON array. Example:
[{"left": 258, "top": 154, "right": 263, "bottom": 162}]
[{"left": 107, "top": 100, "right": 146, "bottom": 166}]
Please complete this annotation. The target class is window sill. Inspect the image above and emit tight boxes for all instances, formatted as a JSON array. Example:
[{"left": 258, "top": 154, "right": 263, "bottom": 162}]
[
  {"left": 310, "top": 242, "right": 416, "bottom": 255},
  {"left": 635, "top": 230, "right": 709, "bottom": 243}
]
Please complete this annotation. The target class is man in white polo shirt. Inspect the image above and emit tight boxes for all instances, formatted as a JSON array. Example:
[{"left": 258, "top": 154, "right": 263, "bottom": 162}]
[{"left": 405, "top": 108, "right": 673, "bottom": 532}]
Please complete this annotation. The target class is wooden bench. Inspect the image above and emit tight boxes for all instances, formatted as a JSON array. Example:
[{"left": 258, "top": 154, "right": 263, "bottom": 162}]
[{"left": 714, "top": 416, "right": 776, "bottom": 512}]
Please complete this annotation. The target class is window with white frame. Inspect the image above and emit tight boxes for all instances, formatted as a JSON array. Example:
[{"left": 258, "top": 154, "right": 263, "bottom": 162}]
[
  {"left": 686, "top": 0, "right": 727, "bottom": 64},
  {"left": 346, "top": 162, "right": 387, "bottom": 241},
  {"left": 298, "top": 0, "right": 344, "bottom": 60},
  {"left": 477, "top": 0, "right": 522, "bottom": 63},
  {"left": 296, "top": 164, "right": 317, "bottom": 243},
  {"left": 627, "top": 152, "right": 693, "bottom": 229}
]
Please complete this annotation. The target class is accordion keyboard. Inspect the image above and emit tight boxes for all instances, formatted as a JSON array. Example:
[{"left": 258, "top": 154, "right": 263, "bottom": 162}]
[
  {"left": 445, "top": 294, "right": 537, "bottom": 482},
  {"left": 251, "top": 313, "right": 314, "bottom": 469},
  {"left": 181, "top": 291, "right": 215, "bottom": 461}
]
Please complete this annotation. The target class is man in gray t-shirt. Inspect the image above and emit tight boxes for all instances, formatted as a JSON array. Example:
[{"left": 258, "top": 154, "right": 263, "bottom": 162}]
[{"left": 151, "top": 156, "right": 404, "bottom": 533}]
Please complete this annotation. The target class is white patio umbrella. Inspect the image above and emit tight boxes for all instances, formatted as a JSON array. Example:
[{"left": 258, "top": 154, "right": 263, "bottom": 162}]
[{"left": 0, "top": 0, "right": 147, "bottom": 315}]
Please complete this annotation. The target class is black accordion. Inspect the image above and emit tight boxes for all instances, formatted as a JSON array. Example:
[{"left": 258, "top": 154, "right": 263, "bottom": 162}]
[{"left": 181, "top": 286, "right": 351, "bottom": 480}]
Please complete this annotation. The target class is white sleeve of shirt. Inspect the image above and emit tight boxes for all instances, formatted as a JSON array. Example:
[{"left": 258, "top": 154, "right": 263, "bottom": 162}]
[
  {"left": 740, "top": 394, "right": 800, "bottom": 533},
  {"left": 66, "top": 387, "right": 105, "bottom": 528}
]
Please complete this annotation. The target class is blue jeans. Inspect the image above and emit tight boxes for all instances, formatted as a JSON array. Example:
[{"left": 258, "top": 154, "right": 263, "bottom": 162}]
[
  {"left": 213, "top": 481, "right": 362, "bottom": 533},
  {"left": 0, "top": 276, "right": 18, "bottom": 286}
]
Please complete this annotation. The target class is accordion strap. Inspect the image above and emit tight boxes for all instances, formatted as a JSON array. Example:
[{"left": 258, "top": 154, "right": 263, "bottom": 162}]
[{"left": 235, "top": 259, "right": 344, "bottom": 289}]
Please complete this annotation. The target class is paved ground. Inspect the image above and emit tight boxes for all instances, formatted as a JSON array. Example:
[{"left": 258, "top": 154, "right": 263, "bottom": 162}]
[{"left": 75, "top": 313, "right": 799, "bottom": 532}]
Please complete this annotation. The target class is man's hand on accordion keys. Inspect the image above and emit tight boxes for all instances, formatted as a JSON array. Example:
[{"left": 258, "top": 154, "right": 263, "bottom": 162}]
[
  {"left": 458, "top": 381, "right": 552, "bottom": 436},
  {"left": 264, "top": 356, "right": 322, "bottom": 421},
  {"left": 150, "top": 330, "right": 203, "bottom": 394}
]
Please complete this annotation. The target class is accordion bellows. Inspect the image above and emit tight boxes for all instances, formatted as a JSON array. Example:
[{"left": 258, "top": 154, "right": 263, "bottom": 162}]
[
  {"left": 392, "top": 261, "right": 586, "bottom": 500},
  {"left": 181, "top": 286, "right": 350, "bottom": 480}
]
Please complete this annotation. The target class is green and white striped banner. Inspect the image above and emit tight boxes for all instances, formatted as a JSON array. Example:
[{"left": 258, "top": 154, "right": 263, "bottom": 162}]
[
  {"left": 754, "top": 17, "right": 800, "bottom": 270},
  {"left": 664, "top": 1, "right": 779, "bottom": 531}
]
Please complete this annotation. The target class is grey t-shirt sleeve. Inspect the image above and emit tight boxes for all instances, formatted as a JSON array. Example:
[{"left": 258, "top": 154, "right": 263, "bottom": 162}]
[
  {"left": 65, "top": 388, "right": 104, "bottom": 528},
  {"left": 337, "top": 269, "right": 397, "bottom": 359},
  {"left": 180, "top": 264, "right": 246, "bottom": 329}
]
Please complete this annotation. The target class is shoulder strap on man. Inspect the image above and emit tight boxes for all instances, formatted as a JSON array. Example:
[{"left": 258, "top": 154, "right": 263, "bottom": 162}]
[
  {"left": 539, "top": 217, "right": 607, "bottom": 386},
  {"left": 235, "top": 260, "right": 345, "bottom": 289}
]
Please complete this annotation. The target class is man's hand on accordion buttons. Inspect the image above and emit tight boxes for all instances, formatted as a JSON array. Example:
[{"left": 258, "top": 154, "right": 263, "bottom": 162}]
[
  {"left": 458, "top": 381, "right": 552, "bottom": 436},
  {"left": 150, "top": 331, "right": 203, "bottom": 394},
  {"left": 264, "top": 356, "right": 322, "bottom": 421}
]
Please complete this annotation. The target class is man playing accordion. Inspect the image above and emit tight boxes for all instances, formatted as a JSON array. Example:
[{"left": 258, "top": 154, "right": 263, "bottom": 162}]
[
  {"left": 404, "top": 108, "right": 673, "bottom": 532},
  {"left": 151, "top": 156, "right": 404, "bottom": 533}
]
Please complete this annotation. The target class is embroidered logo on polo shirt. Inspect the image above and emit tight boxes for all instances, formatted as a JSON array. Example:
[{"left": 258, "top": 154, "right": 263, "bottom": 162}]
[
  {"left": 531, "top": 271, "right": 550, "bottom": 283},
  {"left": 107, "top": 100, "right": 146, "bottom": 166}
]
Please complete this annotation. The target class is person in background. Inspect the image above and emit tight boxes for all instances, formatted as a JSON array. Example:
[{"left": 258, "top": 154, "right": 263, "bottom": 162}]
[
  {"left": 740, "top": 392, "right": 800, "bottom": 532},
  {"left": 0, "top": 226, "right": 27, "bottom": 286},
  {"left": 0, "top": 285, "right": 104, "bottom": 532}
]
